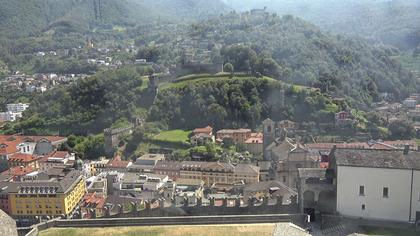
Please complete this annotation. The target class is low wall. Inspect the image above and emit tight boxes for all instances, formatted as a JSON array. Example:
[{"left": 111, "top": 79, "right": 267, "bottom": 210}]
[
  {"left": 26, "top": 214, "right": 307, "bottom": 235},
  {"left": 91, "top": 196, "right": 299, "bottom": 219}
]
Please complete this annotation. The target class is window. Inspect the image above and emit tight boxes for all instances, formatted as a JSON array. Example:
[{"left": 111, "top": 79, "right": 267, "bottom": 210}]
[
  {"left": 362, "top": 204, "right": 365, "bottom": 210},
  {"left": 359, "top": 186, "right": 365, "bottom": 196},
  {"left": 383, "top": 187, "right": 389, "bottom": 198}
]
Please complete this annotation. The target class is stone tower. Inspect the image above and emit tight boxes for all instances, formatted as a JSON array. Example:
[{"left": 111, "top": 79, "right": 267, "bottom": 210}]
[{"left": 262, "top": 118, "right": 275, "bottom": 150}]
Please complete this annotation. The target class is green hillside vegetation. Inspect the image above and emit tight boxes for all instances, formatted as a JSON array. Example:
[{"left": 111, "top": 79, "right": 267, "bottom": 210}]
[
  {"left": 1, "top": 67, "right": 149, "bottom": 135},
  {"left": 0, "top": 0, "right": 229, "bottom": 39},
  {"left": 186, "top": 13, "right": 417, "bottom": 106},
  {"left": 150, "top": 75, "right": 340, "bottom": 130},
  {"left": 225, "top": 0, "right": 420, "bottom": 50}
]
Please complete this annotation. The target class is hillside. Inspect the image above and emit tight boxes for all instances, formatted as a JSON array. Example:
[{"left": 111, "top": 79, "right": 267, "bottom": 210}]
[
  {"left": 1, "top": 68, "right": 148, "bottom": 135},
  {"left": 1, "top": 72, "right": 339, "bottom": 135},
  {"left": 223, "top": 0, "right": 420, "bottom": 50},
  {"left": 0, "top": 0, "right": 229, "bottom": 38},
  {"left": 150, "top": 75, "right": 339, "bottom": 130},
  {"left": 185, "top": 12, "right": 417, "bottom": 106}
]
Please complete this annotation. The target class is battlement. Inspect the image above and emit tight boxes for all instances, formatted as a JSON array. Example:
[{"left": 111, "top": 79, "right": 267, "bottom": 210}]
[{"left": 75, "top": 195, "right": 298, "bottom": 219}]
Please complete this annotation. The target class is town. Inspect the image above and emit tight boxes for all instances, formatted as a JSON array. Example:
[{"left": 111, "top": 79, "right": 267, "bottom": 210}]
[
  {"left": 1, "top": 114, "right": 420, "bottom": 235},
  {"left": 1, "top": 1, "right": 420, "bottom": 236}
]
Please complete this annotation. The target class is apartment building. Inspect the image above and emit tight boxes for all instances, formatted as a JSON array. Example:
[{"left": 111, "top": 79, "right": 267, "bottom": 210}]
[{"left": 8, "top": 170, "right": 86, "bottom": 219}]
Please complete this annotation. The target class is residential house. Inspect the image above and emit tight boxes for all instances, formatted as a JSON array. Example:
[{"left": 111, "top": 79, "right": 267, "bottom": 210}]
[
  {"left": 245, "top": 132, "right": 263, "bottom": 155},
  {"left": 81, "top": 192, "right": 106, "bottom": 218},
  {"left": 1, "top": 166, "right": 36, "bottom": 181},
  {"left": 190, "top": 126, "right": 215, "bottom": 146},
  {"left": 38, "top": 151, "right": 75, "bottom": 172},
  {"left": 7, "top": 153, "right": 39, "bottom": 169},
  {"left": 105, "top": 155, "right": 132, "bottom": 172},
  {"left": 216, "top": 129, "right": 252, "bottom": 143},
  {"left": 153, "top": 161, "right": 182, "bottom": 180},
  {"left": 335, "top": 111, "right": 353, "bottom": 127}
]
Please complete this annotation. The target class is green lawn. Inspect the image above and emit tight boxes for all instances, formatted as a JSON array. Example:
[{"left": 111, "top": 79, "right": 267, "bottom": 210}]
[
  {"left": 39, "top": 224, "right": 275, "bottom": 236},
  {"left": 160, "top": 74, "right": 277, "bottom": 90},
  {"left": 361, "top": 226, "right": 418, "bottom": 236},
  {"left": 152, "top": 129, "right": 191, "bottom": 143},
  {"left": 391, "top": 52, "right": 420, "bottom": 74}
]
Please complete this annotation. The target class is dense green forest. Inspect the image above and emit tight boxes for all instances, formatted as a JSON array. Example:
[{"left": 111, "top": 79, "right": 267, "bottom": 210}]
[
  {"left": 187, "top": 13, "right": 417, "bottom": 106},
  {"left": 150, "top": 76, "right": 339, "bottom": 130},
  {"left": 1, "top": 68, "right": 149, "bottom": 135},
  {"left": 224, "top": 0, "right": 420, "bottom": 50},
  {"left": 0, "top": 0, "right": 228, "bottom": 38}
]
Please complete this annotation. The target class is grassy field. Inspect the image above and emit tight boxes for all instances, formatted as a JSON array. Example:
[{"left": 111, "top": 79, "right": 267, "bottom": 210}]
[
  {"left": 361, "top": 226, "right": 418, "bottom": 236},
  {"left": 160, "top": 75, "right": 277, "bottom": 90},
  {"left": 152, "top": 129, "right": 191, "bottom": 143},
  {"left": 391, "top": 52, "right": 420, "bottom": 74},
  {"left": 39, "top": 224, "right": 276, "bottom": 236}
]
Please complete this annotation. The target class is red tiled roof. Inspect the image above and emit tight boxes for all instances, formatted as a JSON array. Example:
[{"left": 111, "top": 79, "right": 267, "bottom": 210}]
[
  {"left": 245, "top": 137, "right": 263, "bottom": 144},
  {"left": 83, "top": 192, "right": 106, "bottom": 209},
  {"left": 2, "top": 166, "right": 35, "bottom": 177},
  {"left": 0, "top": 141, "right": 19, "bottom": 155},
  {"left": 193, "top": 126, "right": 213, "bottom": 134},
  {"left": 0, "top": 135, "right": 66, "bottom": 144},
  {"left": 107, "top": 155, "right": 130, "bottom": 168},
  {"left": 48, "top": 151, "right": 69, "bottom": 158},
  {"left": 8, "top": 153, "right": 37, "bottom": 163}
]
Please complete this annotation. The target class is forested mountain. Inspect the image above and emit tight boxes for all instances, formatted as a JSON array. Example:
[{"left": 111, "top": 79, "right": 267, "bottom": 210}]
[
  {"left": 186, "top": 13, "right": 417, "bottom": 106},
  {"left": 224, "top": 0, "right": 420, "bottom": 49},
  {"left": 0, "top": 0, "right": 228, "bottom": 38},
  {"left": 150, "top": 76, "right": 339, "bottom": 130},
  {"left": 2, "top": 71, "right": 338, "bottom": 135},
  {"left": 1, "top": 68, "right": 148, "bottom": 135}
]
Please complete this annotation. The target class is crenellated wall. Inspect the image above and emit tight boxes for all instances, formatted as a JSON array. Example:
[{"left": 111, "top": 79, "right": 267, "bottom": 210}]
[{"left": 77, "top": 195, "right": 299, "bottom": 219}]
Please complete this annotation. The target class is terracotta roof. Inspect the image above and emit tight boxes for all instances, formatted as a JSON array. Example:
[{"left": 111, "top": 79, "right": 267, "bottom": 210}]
[
  {"left": 193, "top": 126, "right": 213, "bottom": 134},
  {"left": 0, "top": 135, "right": 66, "bottom": 144},
  {"left": 245, "top": 136, "right": 263, "bottom": 144},
  {"left": 8, "top": 153, "right": 37, "bottom": 163},
  {"left": 0, "top": 142, "right": 18, "bottom": 155},
  {"left": 2, "top": 166, "right": 35, "bottom": 177},
  {"left": 107, "top": 155, "right": 131, "bottom": 168},
  {"left": 83, "top": 192, "right": 106, "bottom": 209},
  {"left": 48, "top": 151, "right": 69, "bottom": 158}
]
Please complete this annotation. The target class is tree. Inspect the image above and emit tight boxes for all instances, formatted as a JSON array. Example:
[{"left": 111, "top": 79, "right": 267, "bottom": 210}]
[
  {"left": 223, "top": 63, "right": 234, "bottom": 73},
  {"left": 388, "top": 120, "right": 415, "bottom": 140}
]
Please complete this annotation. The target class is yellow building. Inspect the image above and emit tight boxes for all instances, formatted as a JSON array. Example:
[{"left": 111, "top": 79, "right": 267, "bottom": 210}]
[
  {"left": 9, "top": 170, "right": 86, "bottom": 218},
  {"left": 180, "top": 161, "right": 260, "bottom": 187}
]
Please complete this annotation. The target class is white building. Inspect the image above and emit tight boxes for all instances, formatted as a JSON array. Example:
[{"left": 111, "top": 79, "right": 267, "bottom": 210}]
[
  {"left": 330, "top": 148, "right": 420, "bottom": 223},
  {"left": 0, "top": 112, "right": 21, "bottom": 122},
  {"left": 403, "top": 98, "right": 417, "bottom": 108},
  {"left": 6, "top": 103, "right": 29, "bottom": 113}
]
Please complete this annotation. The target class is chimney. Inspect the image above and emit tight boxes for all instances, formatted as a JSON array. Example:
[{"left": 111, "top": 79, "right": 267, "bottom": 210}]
[{"left": 403, "top": 145, "right": 410, "bottom": 155}]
